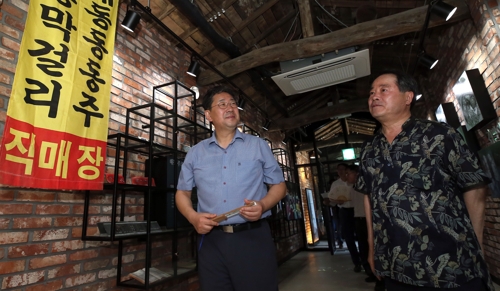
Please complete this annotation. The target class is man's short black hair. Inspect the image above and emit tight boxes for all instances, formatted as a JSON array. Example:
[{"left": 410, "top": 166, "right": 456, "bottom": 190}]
[
  {"left": 373, "top": 70, "right": 420, "bottom": 108},
  {"left": 337, "top": 163, "right": 348, "bottom": 169},
  {"left": 201, "top": 85, "right": 239, "bottom": 110},
  {"left": 346, "top": 164, "right": 359, "bottom": 173}
]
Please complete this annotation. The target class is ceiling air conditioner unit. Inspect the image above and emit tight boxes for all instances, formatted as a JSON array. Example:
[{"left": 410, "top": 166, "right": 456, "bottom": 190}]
[{"left": 271, "top": 48, "right": 371, "bottom": 96}]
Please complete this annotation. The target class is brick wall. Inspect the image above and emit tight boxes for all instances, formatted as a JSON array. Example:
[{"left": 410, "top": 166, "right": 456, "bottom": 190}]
[
  {"left": 411, "top": 0, "right": 500, "bottom": 282},
  {"left": 0, "top": 1, "right": 302, "bottom": 290}
]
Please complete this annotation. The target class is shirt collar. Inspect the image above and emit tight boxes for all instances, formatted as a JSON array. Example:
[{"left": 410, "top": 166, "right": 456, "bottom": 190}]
[
  {"left": 208, "top": 129, "right": 245, "bottom": 145},
  {"left": 401, "top": 116, "right": 416, "bottom": 130},
  {"left": 374, "top": 116, "right": 415, "bottom": 136}
]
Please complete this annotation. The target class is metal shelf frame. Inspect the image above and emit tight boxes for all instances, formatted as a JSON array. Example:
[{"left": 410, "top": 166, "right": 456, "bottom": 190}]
[{"left": 81, "top": 81, "right": 210, "bottom": 289}]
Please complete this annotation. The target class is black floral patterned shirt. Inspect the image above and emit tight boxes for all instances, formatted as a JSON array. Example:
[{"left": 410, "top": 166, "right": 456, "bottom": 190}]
[{"left": 355, "top": 117, "right": 493, "bottom": 290}]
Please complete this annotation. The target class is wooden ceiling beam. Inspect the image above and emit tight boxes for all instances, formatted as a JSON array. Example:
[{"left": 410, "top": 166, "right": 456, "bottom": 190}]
[
  {"left": 242, "top": 9, "right": 297, "bottom": 53},
  {"left": 315, "top": 120, "right": 340, "bottom": 135},
  {"left": 289, "top": 90, "right": 330, "bottom": 116},
  {"left": 316, "top": 128, "right": 341, "bottom": 140},
  {"left": 324, "top": 1, "right": 423, "bottom": 9},
  {"left": 295, "top": 133, "right": 372, "bottom": 152},
  {"left": 318, "top": 133, "right": 337, "bottom": 141},
  {"left": 270, "top": 99, "right": 369, "bottom": 131},
  {"left": 348, "top": 125, "right": 375, "bottom": 134},
  {"left": 348, "top": 117, "right": 376, "bottom": 125},
  {"left": 286, "top": 88, "right": 327, "bottom": 115},
  {"left": 298, "top": 0, "right": 315, "bottom": 38},
  {"left": 149, "top": 1, "right": 176, "bottom": 22},
  {"left": 348, "top": 120, "right": 376, "bottom": 129},
  {"left": 348, "top": 124, "right": 374, "bottom": 134},
  {"left": 197, "top": 0, "right": 468, "bottom": 85},
  {"left": 227, "top": 0, "right": 281, "bottom": 36},
  {"left": 199, "top": 0, "right": 281, "bottom": 57}
]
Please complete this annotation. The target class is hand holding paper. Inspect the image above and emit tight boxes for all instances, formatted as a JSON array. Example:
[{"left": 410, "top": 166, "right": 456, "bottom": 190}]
[{"left": 212, "top": 201, "right": 257, "bottom": 223}]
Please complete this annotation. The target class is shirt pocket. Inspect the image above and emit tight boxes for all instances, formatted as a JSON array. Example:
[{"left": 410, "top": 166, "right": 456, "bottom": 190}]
[
  {"left": 193, "top": 164, "right": 220, "bottom": 189},
  {"left": 236, "top": 160, "right": 262, "bottom": 187}
]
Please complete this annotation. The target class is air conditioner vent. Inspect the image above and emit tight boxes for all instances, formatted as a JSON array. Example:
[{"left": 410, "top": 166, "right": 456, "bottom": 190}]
[
  {"left": 272, "top": 49, "right": 371, "bottom": 96},
  {"left": 286, "top": 58, "right": 354, "bottom": 78}
]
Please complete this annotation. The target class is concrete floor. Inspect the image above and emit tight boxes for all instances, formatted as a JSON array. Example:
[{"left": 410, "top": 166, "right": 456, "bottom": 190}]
[
  {"left": 278, "top": 247, "right": 375, "bottom": 291},
  {"left": 278, "top": 244, "right": 500, "bottom": 291}
]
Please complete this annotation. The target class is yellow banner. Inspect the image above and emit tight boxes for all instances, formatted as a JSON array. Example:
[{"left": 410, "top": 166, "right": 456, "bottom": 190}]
[{"left": 0, "top": 0, "right": 119, "bottom": 190}]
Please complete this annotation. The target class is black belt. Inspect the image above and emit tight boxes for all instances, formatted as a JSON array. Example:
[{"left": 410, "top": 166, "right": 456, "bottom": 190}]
[{"left": 214, "top": 220, "right": 262, "bottom": 233}]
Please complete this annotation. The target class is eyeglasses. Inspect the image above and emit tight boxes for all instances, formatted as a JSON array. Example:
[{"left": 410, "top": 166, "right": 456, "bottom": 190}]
[{"left": 212, "top": 101, "right": 238, "bottom": 109}]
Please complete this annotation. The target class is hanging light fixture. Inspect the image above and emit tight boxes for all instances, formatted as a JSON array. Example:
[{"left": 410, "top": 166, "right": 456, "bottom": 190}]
[
  {"left": 121, "top": 0, "right": 141, "bottom": 32},
  {"left": 237, "top": 98, "right": 246, "bottom": 110},
  {"left": 121, "top": 10, "right": 141, "bottom": 32},
  {"left": 262, "top": 119, "right": 271, "bottom": 131},
  {"left": 411, "top": 1, "right": 452, "bottom": 74},
  {"left": 432, "top": 1, "right": 457, "bottom": 21},
  {"left": 419, "top": 53, "right": 439, "bottom": 70},
  {"left": 187, "top": 59, "right": 201, "bottom": 77}
]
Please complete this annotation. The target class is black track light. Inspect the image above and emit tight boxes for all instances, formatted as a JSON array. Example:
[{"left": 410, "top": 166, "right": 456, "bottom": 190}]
[
  {"left": 432, "top": 1, "right": 457, "bottom": 21},
  {"left": 419, "top": 53, "right": 439, "bottom": 70},
  {"left": 121, "top": 10, "right": 141, "bottom": 32},
  {"left": 187, "top": 59, "right": 200, "bottom": 77},
  {"left": 262, "top": 119, "right": 271, "bottom": 131},
  {"left": 237, "top": 99, "right": 246, "bottom": 110}
]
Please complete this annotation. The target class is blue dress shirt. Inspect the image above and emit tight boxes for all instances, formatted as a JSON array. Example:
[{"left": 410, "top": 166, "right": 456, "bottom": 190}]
[{"left": 177, "top": 130, "right": 284, "bottom": 224}]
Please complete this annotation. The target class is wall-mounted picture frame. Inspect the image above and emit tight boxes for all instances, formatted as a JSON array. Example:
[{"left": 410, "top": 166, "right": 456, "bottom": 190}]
[
  {"left": 285, "top": 181, "right": 302, "bottom": 220},
  {"left": 436, "top": 102, "right": 480, "bottom": 153},
  {"left": 452, "top": 69, "right": 496, "bottom": 131},
  {"left": 435, "top": 104, "right": 448, "bottom": 124},
  {"left": 441, "top": 102, "right": 461, "bottom": 129}
]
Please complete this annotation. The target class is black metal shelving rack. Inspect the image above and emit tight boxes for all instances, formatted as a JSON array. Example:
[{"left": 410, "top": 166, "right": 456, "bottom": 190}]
[
  {"left": 81, "top": 81, "right": 211, "bottom": 289},
  {"left": 270, "top": 148, "right": 303, "bottom": 241}
]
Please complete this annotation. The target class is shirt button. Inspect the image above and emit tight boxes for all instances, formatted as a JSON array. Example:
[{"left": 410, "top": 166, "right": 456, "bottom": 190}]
[
  {"left": 224, "top": 166, "right": 226, "bottom": 169},
  {"left": 223, "top": 182, "right": 226, "bottom": 185},
  {"left": 224, "top": 200, "right": 226, "bottom": 202}
]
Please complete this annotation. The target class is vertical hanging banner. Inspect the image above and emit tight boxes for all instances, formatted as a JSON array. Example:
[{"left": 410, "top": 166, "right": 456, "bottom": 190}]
[{"left": 0, "top": 0, "right": 119, "bottom": 190}]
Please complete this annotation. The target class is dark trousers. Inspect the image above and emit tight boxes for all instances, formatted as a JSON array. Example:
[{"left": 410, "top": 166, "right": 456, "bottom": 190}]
[
  {"left": 354, "top": 216, "right": 370, "bottom": 272},
  {"left": 385, "top": 277, "right": 488, "bottom": 291},
  {"left": 339, "top": 207, "right": 360, "bottom": 265},
  {"left": 198, "top": 220, "right": 278, "bottom": 291},
  {"left": 331, "top": 205, "right": 342, "bottom": 243}
]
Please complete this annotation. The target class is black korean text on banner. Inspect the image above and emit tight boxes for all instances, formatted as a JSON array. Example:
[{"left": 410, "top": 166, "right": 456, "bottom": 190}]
[{"left": 0, "top": 1, "right": 119, "bottom": 190}]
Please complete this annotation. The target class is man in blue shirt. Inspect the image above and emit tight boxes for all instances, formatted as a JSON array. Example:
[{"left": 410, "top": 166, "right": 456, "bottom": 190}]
[
  {"left": 356, "top": 70, "right": 493, "bottom": 291},
  {"left": 176, "top": 85, "right": 286, "bottom": 291}
]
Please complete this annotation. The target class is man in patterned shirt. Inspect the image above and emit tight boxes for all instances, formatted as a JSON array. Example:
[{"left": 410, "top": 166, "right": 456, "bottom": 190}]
[{"left": 355, "top": 70, "right": 493, "bottom": 291}]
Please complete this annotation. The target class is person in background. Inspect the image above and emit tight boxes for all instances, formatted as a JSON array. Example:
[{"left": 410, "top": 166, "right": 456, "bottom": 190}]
[
  {"left": 176, "top": 85, "right": 286, "bottom": 291},
  {"left": 323, "top": 178, "right": 343, "bottom": 249},
  {"left": 329, "top": 162, "right": 362, "bottom": 272},
  {"left": 355, "top": 70, "right": 493, "bottom": 291},
  {"left": 346, "top": 164, "right": 385, "bottom": 291}
]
